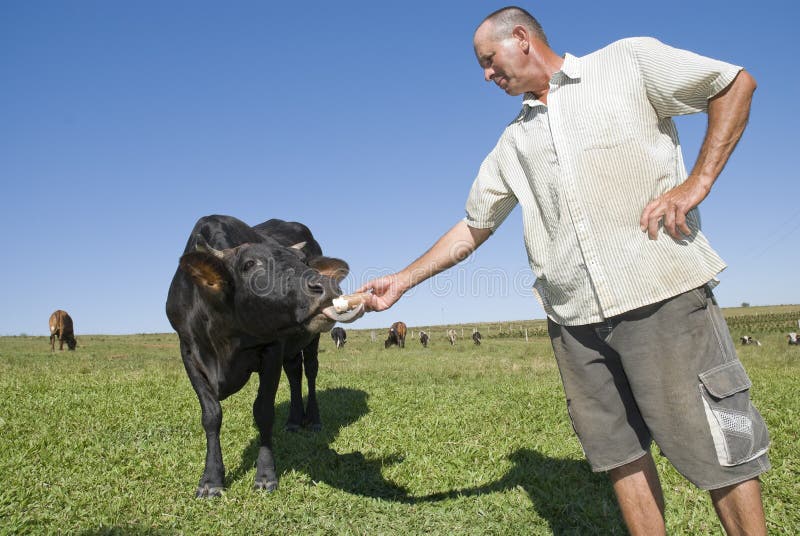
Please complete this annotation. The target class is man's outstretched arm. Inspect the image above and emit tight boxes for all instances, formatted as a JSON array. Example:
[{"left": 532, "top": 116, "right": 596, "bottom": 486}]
[{"left": 358, "top": 221, "right": 492, "bottom": 311}]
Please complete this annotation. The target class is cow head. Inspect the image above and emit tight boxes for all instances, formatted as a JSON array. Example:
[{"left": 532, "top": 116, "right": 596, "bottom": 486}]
[{"left": 178, "top": 237, "right": 356, "bottom": 340}]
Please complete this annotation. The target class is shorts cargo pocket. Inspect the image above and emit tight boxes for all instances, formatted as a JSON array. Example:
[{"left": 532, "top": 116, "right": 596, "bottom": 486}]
[{"left": 698, "top": 361, "right": 770, "bottom": 467}]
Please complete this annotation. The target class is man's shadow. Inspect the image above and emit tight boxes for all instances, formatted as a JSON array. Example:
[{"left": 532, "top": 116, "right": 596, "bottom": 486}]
[
  {"left": 228, "top": 388, "right": 624, "bottom": 533},
  {"left": 416, "top": 449, "right": 625, "bottom": 534}
]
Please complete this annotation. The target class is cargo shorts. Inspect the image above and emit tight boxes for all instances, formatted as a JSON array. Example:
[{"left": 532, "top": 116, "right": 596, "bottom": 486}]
[{"left": 548, "top": 285, "right": 770, "bottom": 490}]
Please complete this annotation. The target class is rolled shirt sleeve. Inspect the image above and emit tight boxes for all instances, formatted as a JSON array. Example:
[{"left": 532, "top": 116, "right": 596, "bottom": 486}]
[
  {"left": 630, "top": 36, "right": 743, "bottom": 119},
  {"left": 464, "top": 141, "right": 519, "bottom": 232}
]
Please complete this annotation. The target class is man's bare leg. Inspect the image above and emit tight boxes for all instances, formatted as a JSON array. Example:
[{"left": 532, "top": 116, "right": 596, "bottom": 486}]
[
  {"left": 609, "top": 452, "right": 666, "bottom": 536},
  {"left": 710, "top": 478, "right": 766, "bottom": 536}
]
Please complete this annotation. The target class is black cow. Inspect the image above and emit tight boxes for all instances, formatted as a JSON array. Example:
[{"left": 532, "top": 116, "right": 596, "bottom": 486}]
[
  {"left": 419, "top": 330, "right": 429, "bottom": 348},
  {"left": 331, "top": 327, "right": 347, "bottom": 349},
  {"left": 166, "top": 215, "right": 360, "bottom": 497},
  {"left": 472, "top": 331, "right": 482, "bottom": 345}
]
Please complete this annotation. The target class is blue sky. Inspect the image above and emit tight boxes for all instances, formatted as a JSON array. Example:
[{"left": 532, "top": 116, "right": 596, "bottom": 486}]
[{"left": 2, "top": 0, "right": 798, "bottom": 335}]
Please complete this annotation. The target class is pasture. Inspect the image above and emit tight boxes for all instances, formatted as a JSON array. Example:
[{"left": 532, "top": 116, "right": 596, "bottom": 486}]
[{"left": 1, "top": 306, "right": 798, "bottom": 535}]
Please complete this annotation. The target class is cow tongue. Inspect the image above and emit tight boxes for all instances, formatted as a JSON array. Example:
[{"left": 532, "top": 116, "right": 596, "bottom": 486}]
[{"left": 322, "top": 303, "right": 365, "bottom": 323}]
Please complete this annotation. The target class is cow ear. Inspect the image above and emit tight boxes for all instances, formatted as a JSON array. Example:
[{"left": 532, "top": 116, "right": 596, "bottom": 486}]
[
  {"left": 179, "top": 251, "right": 233, "bottom": 297},
  {"left": 309, "top": 256, "right": 349, "bottom": 282}
]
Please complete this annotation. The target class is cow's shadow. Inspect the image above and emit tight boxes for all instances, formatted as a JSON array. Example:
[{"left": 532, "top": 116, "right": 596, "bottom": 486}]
[
  {"left": 227, "top": 387, "right": 410, "bottom": 499},
  {"left": 228, "top": 387, "right": 624, "bottom": 533}
]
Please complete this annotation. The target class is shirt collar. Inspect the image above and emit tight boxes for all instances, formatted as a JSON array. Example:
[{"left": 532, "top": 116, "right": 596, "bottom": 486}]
[{"left": 521, "top": 53, "right": 582, "bottom": 108}]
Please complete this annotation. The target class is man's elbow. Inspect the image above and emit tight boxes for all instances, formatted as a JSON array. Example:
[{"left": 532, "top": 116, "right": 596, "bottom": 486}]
[
  {"left": 467, "top": 225, "right": 493, "bottom": 247},
  {"left": 711, "top": 69, "right": 757, "bottom": 105},
  {"left": 738, "top": 69, "right": 757, "bottom": 95}
]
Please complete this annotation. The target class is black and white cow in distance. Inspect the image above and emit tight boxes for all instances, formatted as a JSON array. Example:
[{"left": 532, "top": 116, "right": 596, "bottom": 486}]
[
  {"left": 419, "top": 330, "right": 429, "bottom": 348},
  {"left": 165, "top": 215, "right": 362, "bottom": 498},
  {"left": 331, "top": 327, "right": 346, "bottom": 349},
  {"left": 740, "top": 335, "right": 762, "bottom": 347},
  {"left": 472, "top": 331, "right": 482, "bottom": 345}
]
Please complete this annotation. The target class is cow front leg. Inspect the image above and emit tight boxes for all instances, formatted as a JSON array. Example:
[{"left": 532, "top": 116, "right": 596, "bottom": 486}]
[
  {"left": 182, "top": 347, "right": 225, "bottom": 498},
  {"left": 253, "top": 353, "right": 282, "bottom": 491},
  {"left": 196, "top": 392, "right": 224, "bottom": 498},
  {"left": 302, "top": 336, "right": 322, "bottom": 431},
  {"left": 282, "top": 351, "right": 305, "bottom": 432}
]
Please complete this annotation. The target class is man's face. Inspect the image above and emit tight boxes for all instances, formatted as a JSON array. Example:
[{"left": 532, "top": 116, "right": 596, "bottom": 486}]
[{"left": 474, "top": 23, "right": 529, "bottom": 96}]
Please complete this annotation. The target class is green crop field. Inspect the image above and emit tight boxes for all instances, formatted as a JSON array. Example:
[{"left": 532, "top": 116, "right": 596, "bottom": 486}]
[{"left": 1, "top": 305, "right": 798, "bottom": 535}]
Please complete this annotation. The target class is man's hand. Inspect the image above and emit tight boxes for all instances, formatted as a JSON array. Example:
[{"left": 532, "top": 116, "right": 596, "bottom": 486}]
[
  {"left": 639, "top": 176, "right": 711, "bottom": 240},
  {"left": 356, "top": 273, "right": 412, "bottom": 312}
]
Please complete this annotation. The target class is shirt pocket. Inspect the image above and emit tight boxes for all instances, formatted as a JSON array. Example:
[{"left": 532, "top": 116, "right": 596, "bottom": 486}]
[
  {"left": 577, "top": 108, "right": 636, "bottom": 150},
  {"left": 697, "top": 361, "right": 770, "bottom": 467}
]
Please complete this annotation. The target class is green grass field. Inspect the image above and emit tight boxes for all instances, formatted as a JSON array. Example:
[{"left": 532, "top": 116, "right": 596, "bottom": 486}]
[{"left": 1, "top": 305, "right": 798, "bottom": 535}]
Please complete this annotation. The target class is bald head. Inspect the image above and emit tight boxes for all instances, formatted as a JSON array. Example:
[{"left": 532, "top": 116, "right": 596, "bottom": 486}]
[
  {"left": 473, "top": 6, "right": 561, "bottom": 99},
  {"left": 477, "top": 6, "right": 548, "bottom": 46}
]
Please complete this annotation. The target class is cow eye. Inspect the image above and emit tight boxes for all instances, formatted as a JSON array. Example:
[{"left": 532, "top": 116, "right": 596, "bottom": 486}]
[{"left": 241, "top": 259, "right": 257, "bottom": 272}]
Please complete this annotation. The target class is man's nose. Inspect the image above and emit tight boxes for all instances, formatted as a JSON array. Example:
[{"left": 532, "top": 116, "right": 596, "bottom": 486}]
[{"left": 483, "top": 68, "right": 494, "bottom": 82}]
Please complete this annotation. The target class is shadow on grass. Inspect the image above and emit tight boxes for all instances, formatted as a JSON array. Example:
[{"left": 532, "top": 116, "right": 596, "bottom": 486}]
[
  {"left": 416, "top": 449, "right": 625, "bottom": 534},
  {"left": 227, "top": 387, "right": 409, "bottom": 498},
  {"left": 228, "top": 387, "right": 625, "bottom": 533},
  {"left": 79, "top": 527, "right": 173, "bottom": 535}
]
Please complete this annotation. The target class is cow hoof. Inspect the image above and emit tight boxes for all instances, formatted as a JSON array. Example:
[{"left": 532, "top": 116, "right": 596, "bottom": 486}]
[
  {"left": 196, "top": 485, "right": 224, "bottom": 498},
  {"left": 254, "top": 479, "right": 278, "bottom": 492},
  {"left": 284, "top": 423, "right": 301, "bottom": 433}
]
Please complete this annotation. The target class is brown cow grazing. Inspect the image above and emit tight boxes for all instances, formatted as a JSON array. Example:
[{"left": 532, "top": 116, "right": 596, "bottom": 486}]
[
  {"left": 447, "top": 329, "right": 457, "bottom": 346},
  {"left": 49, "top": 310, "right": 76, "bottom": 351},
  {"left": 385, "top": 321, "right": 407, "bottom": 348},
  {"left": 419, "top": 330, "right": 429, "bottom": 348}
]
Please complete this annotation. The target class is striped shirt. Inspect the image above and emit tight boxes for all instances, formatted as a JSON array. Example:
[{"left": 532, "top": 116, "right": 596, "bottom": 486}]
[{"left": 464, "top": 37, "right": 742, "bottom": 326}]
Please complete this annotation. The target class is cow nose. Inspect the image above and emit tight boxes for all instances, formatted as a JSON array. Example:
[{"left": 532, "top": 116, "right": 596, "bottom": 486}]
[
  {"left": 306, "top": 275, "right": 340, "bottom": 298},
  {"left": 306, "top": 279, "right": 325, "bottom": 296}
]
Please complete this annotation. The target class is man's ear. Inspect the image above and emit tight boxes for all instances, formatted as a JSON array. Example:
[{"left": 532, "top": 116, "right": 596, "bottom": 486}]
[
  {"left": 179, "top": 251, "right": 233, "bottom": 297},
  {"left": 309, "top": 256, "right": 350, "bottom": 283},
  {"left": 512, "top": 25, "right": 530, "bottom": 52}
]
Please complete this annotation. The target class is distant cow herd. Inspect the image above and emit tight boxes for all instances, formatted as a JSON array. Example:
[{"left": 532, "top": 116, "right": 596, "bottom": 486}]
[
  {"left": 36, "top": 213, "right": 798, "bottom": 500},
  {"left": 328, "top": 325, "right": 485, "bottom": 350}
]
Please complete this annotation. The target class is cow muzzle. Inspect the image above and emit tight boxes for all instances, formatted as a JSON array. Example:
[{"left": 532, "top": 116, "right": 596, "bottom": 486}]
[{"left": 321, "top": 292, "right": 370, "bottom": 323}]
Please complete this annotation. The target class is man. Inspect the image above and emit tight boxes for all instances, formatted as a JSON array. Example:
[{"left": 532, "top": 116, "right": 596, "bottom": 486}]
[{"left": 357, "top": 6, "right": 769, "bottom": 535}]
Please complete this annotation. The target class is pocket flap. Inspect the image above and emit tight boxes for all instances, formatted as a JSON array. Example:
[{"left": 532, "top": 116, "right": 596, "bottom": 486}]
[{"left": 698, "top": 361, "right": 752, "bottom": 399}]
